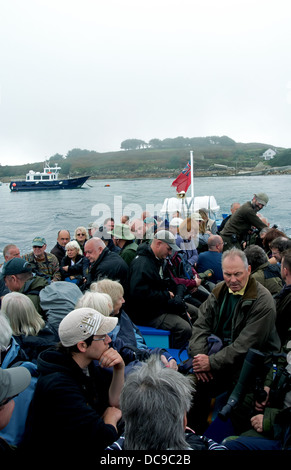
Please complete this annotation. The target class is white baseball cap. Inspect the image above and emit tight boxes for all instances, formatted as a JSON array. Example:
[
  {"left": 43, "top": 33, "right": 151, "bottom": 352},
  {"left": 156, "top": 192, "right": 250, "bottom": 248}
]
[{"left": 58, "top": 308, "right": 118, "bottom": 347}]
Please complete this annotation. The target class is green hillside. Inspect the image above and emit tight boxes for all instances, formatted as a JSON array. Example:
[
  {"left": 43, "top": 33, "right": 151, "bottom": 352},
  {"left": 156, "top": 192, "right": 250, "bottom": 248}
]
[{"left": 0, "top": 136, "right": 289, "bottom": 180}]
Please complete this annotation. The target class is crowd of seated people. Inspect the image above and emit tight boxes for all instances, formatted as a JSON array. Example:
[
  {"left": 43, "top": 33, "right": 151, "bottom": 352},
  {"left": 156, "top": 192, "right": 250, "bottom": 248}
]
[{"left": 0, "top": 203, "right": 291, "bottom": 454}]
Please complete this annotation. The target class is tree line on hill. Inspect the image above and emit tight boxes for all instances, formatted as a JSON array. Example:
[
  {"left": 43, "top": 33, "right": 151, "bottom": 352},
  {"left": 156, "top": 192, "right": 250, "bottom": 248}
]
[
  {"left": 0, "top": 136, "right": 290, "bottom": 180},
  {"left": 120, "top": 135, "right": 236, "bottom": 150}
]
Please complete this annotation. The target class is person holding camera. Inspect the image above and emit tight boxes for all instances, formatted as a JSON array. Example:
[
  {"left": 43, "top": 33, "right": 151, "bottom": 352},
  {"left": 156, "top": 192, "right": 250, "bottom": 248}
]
[
  {"left": 220, "top": 193, "right": 269, "bottom": 251},
  {"left": 223, "top": 335, "right": 291, "bottom": 450}
]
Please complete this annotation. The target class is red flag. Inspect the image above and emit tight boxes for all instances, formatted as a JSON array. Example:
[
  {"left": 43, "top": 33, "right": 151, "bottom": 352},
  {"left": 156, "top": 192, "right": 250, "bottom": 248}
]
[{"left": 171, "top": 160, "right": 191, "bottom": 193}]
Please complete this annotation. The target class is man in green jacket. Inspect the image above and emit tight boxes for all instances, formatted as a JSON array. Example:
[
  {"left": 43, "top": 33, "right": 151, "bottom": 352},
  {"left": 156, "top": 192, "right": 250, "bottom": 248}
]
[
  {"left": 244, "top": 244, "right": 283, "bottom": 296},
  {"left": 220, "top": 193, "right": 269, "bottom": 250},
  {"left": 108, "top": 223, "right": 138, "bottom": 266},
  {"left": 1, "top": 257, "right": 49, "bottom": 316},
  {"left": 187, "top": 248, "right": 280, "bottom": 433}
]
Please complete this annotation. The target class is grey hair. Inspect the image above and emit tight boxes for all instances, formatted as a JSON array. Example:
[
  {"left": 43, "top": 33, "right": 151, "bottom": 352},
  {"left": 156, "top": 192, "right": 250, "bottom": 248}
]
[
  {"left": 120, "top": 356, "right": 195, "bottom": 450},
  {"left": 65, "top": 240, "right": 83, "bottom": 255},
  {"left": 244, "top": 245, "right": 268, "bottom": 272},
  {"left": 0, "top": 313, "right": 13, "bottom": 350},
  {"left": 1, "top": 292, "right": 45, "bottom": 336},
  {"left": 91, "top": 279, "right": 124, "bottom": 307},
  {"left": 222, "top": 247, "right": 249, "bottom": 270},
  {"left": 75, "top": 291, "right": 113, "bottom": 316}
]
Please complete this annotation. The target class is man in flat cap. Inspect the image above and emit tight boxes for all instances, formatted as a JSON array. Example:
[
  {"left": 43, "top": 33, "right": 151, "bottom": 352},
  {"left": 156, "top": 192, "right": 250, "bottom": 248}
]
[{"left": 220, "top": 193, "right": 269, "bottom": 251}]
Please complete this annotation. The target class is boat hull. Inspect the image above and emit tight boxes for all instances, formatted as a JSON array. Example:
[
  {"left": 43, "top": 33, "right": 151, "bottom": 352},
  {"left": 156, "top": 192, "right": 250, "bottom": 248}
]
[{"left": 9, "top": 176, "right": 90, "bottom": 191}]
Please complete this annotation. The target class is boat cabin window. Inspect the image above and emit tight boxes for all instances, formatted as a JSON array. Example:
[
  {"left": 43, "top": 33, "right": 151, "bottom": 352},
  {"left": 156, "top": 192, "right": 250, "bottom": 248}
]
[
  {"left": 42, "top": 175, "right": 50, "bottom": 180},
  {"left": 33, "top": 175, "right": 41, "bottom": 180}
]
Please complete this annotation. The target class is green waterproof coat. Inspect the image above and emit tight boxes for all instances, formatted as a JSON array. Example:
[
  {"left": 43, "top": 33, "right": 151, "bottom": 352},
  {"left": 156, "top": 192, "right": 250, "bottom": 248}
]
[{"left": 188, "top": 276, "right": 281, "bottom": 372}]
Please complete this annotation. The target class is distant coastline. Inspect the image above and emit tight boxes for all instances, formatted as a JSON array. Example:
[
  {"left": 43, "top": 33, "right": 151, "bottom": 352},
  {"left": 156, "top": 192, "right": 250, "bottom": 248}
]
[
  {"left": 1, "top": 137, "right": 290, "bottom": 183},
  {"left": 2, "top": 167, "right": 291, "bottom": 183}
]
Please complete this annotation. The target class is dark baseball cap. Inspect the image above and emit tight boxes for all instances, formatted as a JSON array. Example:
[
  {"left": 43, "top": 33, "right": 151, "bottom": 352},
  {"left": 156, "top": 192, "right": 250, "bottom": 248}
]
[{"left": 1, "top": 258, "right": 32, "bottom": 279}]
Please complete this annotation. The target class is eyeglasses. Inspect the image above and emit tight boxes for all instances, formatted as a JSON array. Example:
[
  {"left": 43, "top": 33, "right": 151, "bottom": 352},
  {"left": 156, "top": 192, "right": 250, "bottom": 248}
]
[
  {"left": 77, "top": 233, "right": 85, "bottom": 236},
  {"left": 92, "top": 335, "right": 107, "bottom": 342}
]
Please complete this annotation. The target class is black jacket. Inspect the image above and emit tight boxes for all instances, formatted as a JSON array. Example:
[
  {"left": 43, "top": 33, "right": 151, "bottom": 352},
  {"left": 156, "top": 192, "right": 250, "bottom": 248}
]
[
  {"left": 127, "top": 243, "right": 172, "bottom": 324},
  {"left": 87, "top": 247, "right": 129, "bottom": 292},
  {"left": 275, "top": 284, "right": 291, "bottom": 344},
  {"left": 50, "top": 242, "right": 66, "bottom": 264},
  {"left": 14, "top": 324, "right": 59, "bottom": 363},
  {"left": 23, "top": 348, "right": 118, "bottom": 454},
  {"left": 60, "top": 254, "right": 89, "bottom": 281}
]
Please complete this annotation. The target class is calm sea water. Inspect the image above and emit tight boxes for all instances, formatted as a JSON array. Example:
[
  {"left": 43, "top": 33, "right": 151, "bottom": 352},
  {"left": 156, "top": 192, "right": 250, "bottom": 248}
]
[{"left": 1, "top": 174, "right": 290, "bottom": 264}]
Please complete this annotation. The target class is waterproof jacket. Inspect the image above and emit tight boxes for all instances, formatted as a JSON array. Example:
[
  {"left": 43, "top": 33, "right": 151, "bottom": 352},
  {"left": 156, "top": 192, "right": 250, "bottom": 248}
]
[
  {"left": 127, "top": 243, "right": 171, "bottom": 324},
  {"left": 274, "top": 284, "right": 291, "bottom": 344},
  {"left": 24, "top": 348, "right": 118, "bottom": 453},
  {"left": 0, "top": 338, "right": 38, "bottom": 447},
  {"left": 50, "top": 242, "right": 66, "bottom": 265},
  {"left": 86, "top": 247, "right": 129, "bottom": 292},
  {"left": 14, "top": 323, "right": 59, "bottom": 363},
  {"left": 188, "top": 276, "right": 281, "bottom": 372},
  {"left": 120, "top": 240, "right": 138, "bottom": 266},
  {"left": 60, "top": 253, "right": 89, "bottom": 281},
  {"left": 19, "top": 275, "right": 49, "bottom": 316},
  {"left": 39, "top": 281, "right": 83, "bottom": 331},
  {"left": 251, "top": 261, "right": 283, "bottom": 295},
  {"left": 220, "top": 201, "right": 267, "bottom": 242}
]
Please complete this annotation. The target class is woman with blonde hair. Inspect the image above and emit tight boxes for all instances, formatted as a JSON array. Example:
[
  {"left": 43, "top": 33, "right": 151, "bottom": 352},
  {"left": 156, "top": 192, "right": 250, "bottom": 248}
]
[
  {"left": 90, "top": 279, "right": 125, "bottom": 316},
  {"left": 75, "top": 290, "right": 113, "bottom": 316},
  {"left": 1, "top": 292, "right": 59, "bottom": 362},
  {"left": 73, "top": 226, "right": 89, "bottom": 253},
  {"left": 176, "top": 216, "right": 199, "bottom": 265},
  {"left": 198, "top": 208, "right": 217, "bottom": 235},
  {"left": 197, "top": 209, "right": 212, "bottom": 253}
]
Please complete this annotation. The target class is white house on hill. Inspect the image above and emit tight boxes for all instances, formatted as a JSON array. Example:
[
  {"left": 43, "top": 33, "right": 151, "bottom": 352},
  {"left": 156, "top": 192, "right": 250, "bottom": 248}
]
[{"left": 262, "top": 148, "right": 276, "bottom": 160}]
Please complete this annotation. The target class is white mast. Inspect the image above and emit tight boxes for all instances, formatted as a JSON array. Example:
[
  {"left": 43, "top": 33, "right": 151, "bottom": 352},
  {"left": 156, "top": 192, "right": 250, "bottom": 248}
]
[{"left": 190, "top": 150, "right": 194, "bottom": 208}]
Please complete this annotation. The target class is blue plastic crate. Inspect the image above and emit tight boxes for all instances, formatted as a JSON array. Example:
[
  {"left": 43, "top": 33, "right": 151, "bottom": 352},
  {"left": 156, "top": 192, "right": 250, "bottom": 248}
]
[{"left": 137, "top": 325, "right": 170, "bottom": 348}]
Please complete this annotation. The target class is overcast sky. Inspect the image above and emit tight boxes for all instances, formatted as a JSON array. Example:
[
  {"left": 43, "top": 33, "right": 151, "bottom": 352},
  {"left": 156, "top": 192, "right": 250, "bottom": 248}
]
[{"left": 1, "top": 0, "right": 291, "bottom": 166}]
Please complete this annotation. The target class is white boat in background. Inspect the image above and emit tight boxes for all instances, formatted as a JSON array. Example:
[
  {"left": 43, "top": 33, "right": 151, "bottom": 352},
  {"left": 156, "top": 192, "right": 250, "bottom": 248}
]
[{"left": 160, "top": 194, "right": 220, "bottom": 220}]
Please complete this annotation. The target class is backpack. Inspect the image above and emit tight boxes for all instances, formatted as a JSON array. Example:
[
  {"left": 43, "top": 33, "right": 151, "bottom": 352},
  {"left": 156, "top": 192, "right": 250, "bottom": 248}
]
[{"left": 171, "top": 252, "right": 195, "bottom": 280}]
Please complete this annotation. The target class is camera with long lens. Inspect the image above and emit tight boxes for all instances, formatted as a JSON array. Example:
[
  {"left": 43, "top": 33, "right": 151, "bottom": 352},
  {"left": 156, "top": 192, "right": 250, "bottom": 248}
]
[{"left": 218, "top": 348, "right": 266, "bottom": 421}]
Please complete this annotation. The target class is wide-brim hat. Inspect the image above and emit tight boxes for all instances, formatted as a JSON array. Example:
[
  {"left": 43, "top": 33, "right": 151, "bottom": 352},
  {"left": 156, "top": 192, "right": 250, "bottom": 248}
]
[{"left": 108, "top": 223, "right": 135, "bottom": 240}]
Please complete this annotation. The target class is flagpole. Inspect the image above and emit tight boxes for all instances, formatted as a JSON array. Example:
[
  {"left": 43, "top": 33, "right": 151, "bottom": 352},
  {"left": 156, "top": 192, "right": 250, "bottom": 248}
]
[{"left": 190, "top": 150, "right": 194, "bottom": 203}]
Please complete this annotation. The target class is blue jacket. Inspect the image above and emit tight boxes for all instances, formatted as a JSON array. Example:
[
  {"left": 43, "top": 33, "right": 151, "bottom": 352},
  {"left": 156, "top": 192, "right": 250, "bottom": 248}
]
[{"left": 0, "top": 338, "right": 38, "bottom": 446}]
